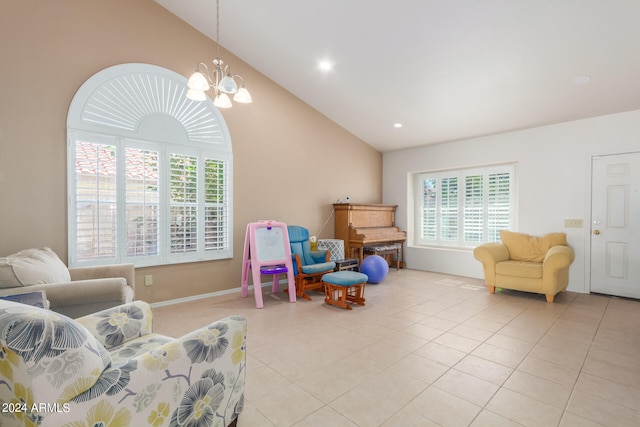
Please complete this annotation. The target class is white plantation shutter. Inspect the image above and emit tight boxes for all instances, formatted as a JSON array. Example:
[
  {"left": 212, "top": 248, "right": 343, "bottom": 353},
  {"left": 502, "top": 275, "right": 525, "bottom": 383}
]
[
  {"left": 421, "top": 178, "right": 437, "bottom": 241},
  {"left": 488, "top": 172, "right": 511, "bottom": 242},
  {"left": 125, "top": 147, "right": 159, "bottom": 259},
  {"left": 67, "top": 64, "right": 233, "bottom": 267},
  {"left": 74, "top": 141, "right": 118, "bottom": 261},
  {"left": 464, "top": 175, "right": 484, "bottom": 243},
  {"left": 204, "top": 158, "right": 230, "bottom": 251},
  {"left": 415, "top": 164, "right": 515, "bottom": 247},
  {"left": 169, "top": 153, "right": 199, "bottom": 254},
  {"left": 440, "top": 177, "right": 458, "bottom": 241}
]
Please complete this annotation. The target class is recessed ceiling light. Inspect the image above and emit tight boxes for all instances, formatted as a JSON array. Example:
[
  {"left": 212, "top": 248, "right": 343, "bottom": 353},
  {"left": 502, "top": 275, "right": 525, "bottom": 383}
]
[
  {"left": 394, "top": 123, "right": 403, "bottom": 128},
  {"left": 572, "top": 75, "right": 591, "bottom": 85},
  {"left": 318, "top": 60, "right": 333, "bottom": 72}
]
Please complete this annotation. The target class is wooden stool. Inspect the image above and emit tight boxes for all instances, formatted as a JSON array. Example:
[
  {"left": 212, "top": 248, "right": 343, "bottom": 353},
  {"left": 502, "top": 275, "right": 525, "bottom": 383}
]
[{"left": 321, "top": 271, "right": 368, "bottom": 310}]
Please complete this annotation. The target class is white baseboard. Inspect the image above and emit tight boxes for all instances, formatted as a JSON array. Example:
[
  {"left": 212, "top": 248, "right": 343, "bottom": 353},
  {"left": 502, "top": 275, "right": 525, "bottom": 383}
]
[{"left": 149, "top": 282, "right": 277, "bottom": 308}]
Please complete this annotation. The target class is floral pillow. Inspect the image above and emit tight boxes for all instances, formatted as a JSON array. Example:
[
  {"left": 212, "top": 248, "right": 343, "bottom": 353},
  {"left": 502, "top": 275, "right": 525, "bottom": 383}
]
[
  {"left": 0, "top": 300, "right": 111, "bottom": 406},
  {"left": 76, "top": 300, "right": 154, "bottom": 350}
]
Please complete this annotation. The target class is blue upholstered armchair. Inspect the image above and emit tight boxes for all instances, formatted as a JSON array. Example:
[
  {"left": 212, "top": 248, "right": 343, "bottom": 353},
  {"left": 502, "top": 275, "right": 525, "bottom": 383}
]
[{"left": 287, "top": 226, "right": 336, "bottom": 300}]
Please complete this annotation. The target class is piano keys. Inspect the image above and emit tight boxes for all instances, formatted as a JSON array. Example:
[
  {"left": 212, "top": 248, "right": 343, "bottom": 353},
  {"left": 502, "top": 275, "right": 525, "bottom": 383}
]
[{"left": 333, "top": 203, "right": 406, "bottom": 267}]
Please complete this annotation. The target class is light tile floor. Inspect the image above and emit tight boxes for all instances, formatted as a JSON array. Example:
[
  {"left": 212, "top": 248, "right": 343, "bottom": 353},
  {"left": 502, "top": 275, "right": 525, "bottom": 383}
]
[{"left": 153, "top": 269, "right": 640, "bottom": 427}]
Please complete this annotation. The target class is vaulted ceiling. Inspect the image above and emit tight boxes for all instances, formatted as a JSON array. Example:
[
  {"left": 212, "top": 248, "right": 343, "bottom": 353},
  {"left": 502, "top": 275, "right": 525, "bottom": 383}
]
[{"left": 156, "top": 0, "right": 640, "bottom": 152}]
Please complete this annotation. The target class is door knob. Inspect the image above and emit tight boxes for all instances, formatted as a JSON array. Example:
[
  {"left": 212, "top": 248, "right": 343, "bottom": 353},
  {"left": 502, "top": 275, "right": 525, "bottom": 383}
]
[{"left": 593, "top": 229, "right": 600, "bottom": 235}]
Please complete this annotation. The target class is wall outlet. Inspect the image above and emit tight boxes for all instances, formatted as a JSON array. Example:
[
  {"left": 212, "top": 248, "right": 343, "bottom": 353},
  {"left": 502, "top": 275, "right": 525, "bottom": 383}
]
[
  {"left": 144, "top": 275, "right": 153, "bottom": 286},
  {"left": 564, "top": 219, "right": 584, "bottom": 228}
]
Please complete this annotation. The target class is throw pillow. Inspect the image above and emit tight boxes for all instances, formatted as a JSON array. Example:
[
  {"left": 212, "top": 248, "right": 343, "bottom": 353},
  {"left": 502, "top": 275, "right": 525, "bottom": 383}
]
[
  {"left": 0, "top": 300, "right": 112, "bottom": 404},
  {"left": 543, "top": 232, "right": 569, "bottom": 249},
  {"left": 500, "top": 231, "right": 567, "bottom": 263},
  {"left": 0, "top": 247, "right": 71, "bottom": 288}
]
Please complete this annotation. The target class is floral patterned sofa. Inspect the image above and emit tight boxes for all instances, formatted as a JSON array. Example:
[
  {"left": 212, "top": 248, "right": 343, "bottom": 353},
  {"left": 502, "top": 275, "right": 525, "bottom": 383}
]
[{"left": 0, "top": 299, "right": 246, "bottom": 427}]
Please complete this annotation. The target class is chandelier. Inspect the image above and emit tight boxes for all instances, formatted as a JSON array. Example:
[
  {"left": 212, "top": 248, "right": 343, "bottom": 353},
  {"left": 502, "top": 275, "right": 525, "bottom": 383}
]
[{"left": 186, "top": 0, "right": 252, "bottom": 108}]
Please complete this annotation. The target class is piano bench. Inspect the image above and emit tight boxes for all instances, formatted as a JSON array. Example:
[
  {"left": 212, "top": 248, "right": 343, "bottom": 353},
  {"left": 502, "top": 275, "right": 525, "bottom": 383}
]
[
  {"left": 363, "top": 243, "right": 402, "bottom": 271},
  {"left": 321, "top": 271, "right": 368, "bottom": 310}
]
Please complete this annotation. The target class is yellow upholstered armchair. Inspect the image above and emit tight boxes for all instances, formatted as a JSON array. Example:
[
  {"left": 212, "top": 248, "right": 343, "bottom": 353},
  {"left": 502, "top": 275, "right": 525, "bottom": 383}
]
[{"left": 473, "top": 231, "right": 575, "bottom": 303}]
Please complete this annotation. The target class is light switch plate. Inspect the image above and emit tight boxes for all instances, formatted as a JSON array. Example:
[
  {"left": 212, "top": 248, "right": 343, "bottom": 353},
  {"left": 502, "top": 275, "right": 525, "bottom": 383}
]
[{"left": 564, "top": 219, "right": 584, "bottom": 228}]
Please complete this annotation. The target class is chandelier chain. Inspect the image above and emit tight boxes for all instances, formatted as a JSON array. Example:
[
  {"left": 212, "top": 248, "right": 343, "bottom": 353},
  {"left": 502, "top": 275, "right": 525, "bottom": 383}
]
[{"left": 216, "top": 0, "right": 221, "bottom": 59}]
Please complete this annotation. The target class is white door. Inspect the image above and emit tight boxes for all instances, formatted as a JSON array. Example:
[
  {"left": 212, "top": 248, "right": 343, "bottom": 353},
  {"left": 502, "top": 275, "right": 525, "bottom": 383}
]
[{"left": 590, "top": 152, "right": 640, "bottom": 298}]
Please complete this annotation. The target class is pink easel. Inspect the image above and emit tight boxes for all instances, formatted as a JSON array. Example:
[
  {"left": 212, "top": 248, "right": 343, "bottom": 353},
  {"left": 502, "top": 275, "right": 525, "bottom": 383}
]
[{"left": 241, "top": 220, "right": 296, "bottom": 308}]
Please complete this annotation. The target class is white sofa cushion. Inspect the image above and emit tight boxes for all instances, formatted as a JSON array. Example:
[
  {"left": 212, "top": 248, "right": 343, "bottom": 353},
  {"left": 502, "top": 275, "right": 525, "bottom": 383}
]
[{"left": 0, "top": 247, "right": 71, "bottom": 288}]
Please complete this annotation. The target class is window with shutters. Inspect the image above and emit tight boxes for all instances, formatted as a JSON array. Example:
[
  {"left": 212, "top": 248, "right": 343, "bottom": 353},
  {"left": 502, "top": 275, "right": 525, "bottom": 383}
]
[
  {"left": 70, "top": 138, "right": 231, "bottom": 267},
  {"left": 67, "top": 64, "right": 233, "bottom": 267},
  {"left": 413, "top": 164, "right": 515, "bottom": 248}
]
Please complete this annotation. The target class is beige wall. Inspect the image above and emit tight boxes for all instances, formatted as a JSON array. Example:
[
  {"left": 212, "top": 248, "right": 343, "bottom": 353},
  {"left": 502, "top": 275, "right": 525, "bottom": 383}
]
[{"left": 0, "top": 0, "right": 381, "bottom": 303}]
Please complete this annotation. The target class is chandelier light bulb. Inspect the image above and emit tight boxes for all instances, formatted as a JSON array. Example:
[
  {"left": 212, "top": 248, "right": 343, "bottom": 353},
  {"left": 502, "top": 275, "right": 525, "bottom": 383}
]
[
  {"left": 218, "top": 74, "right": 239, "bottom": 94},
  {"left": 186, "top": 88, "right": 207, "bottom": 101},
  {"left": 187, "top": 72, "right": 210, "bottom": 91},
  {"left": 233, "top": 86, "right": 253, "bottom": 103},
  {"left": 213, "top": 92, "right": 233, "bottom": 108}
]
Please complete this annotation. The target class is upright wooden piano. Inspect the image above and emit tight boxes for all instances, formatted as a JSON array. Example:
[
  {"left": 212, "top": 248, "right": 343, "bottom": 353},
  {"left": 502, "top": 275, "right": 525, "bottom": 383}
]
[{"left": 333, "top": 203, "right": 406, "bottom": 267}]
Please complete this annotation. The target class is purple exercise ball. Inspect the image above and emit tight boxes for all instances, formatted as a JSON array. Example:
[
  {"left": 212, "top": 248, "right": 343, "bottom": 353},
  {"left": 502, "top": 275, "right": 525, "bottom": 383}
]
[{"left": 360, "top": 255, "right": 389, "bottom": 284}]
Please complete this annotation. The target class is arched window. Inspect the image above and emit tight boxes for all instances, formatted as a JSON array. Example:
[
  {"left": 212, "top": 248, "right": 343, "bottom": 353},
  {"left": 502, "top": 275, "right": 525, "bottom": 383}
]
[{"left": 67, "top": 63, "right": 233, "bottom": 267}]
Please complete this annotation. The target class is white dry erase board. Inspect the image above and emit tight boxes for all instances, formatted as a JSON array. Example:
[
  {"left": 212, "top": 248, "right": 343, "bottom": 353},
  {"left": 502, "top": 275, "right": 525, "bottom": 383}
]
[{"left": 254, "top": 226, "right": 286, "bottom": 261}]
